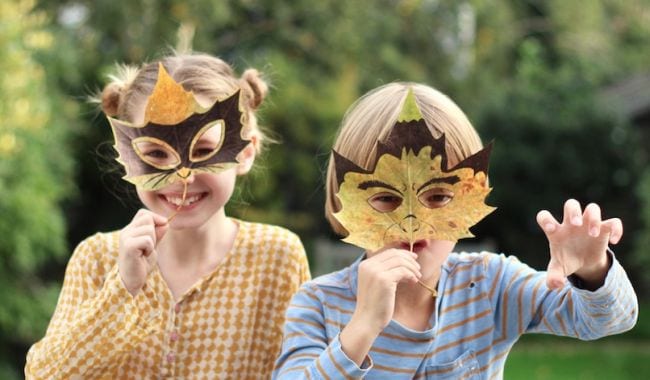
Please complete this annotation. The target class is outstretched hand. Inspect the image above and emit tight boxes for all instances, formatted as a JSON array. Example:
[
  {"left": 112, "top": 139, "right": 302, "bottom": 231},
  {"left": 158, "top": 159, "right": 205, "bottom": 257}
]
[{"left": 536, "top": 199, "right": 622, "bottom": 290}]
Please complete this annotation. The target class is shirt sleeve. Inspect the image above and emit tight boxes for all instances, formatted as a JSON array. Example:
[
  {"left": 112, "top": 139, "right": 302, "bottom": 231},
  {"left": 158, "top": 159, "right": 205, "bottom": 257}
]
[
  {"left": 24, "top": 234, "right": 163, "bottom": 379},
  {"left": 272, "top": 284, "right": 372, "bottom": 379},
  {"left": 485, "top": 250, "right": 638, "bottom": 341}
]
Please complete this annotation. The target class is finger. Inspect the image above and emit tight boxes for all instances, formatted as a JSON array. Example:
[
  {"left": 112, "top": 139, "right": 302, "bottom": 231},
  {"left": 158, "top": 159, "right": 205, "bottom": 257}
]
[
  {"left": 546, "top": 257, "right": 566, "bottom": 289},
  {"left": 399, "top": 248, "right": 419, "bottom": 260},
  {"left": 536, "top": 210, "right": 559, "bottom": 235},
  {"left": 563, "top": 199, "right": 583, "bottom": 226},
  {"left": 376, "top": 248, "right": 417, "bottom": 262},
  {"left": 150, "top": 212, "right": 169, "bottom": 227},
  {"left": 373, "top": 253, "right": 420, "bottom": 275},
  {"left": 132, "top": 209, "right": 168, "bottom": 227},
  {"left": 128, "top": 224, "right": 157, "bottom": 241},
  {"left": 385, "top": 266, "right": 420, "bottom": 284},
  {"left": 583, "top": 203, "right": 602, "bottom": 237},
  {"left": 134, "top": 208, "right": 150, "bottom": 218},
  {"left": 380, "top": 254, "right": 421, "bottom": 276},
  {"left": 131, "top": 208, "right": 154, "bottom": 225},
  {"left": 379, "top": 248, "right": 419, "bottom": 263},
  {"left": 365, "top": 247, "right": 394, "bottom": 262},
  {"left": 601, "top": 218, "right": 623, "bottom": 244},
  {"left": 129, "top": 235, "right": 155, "bottom": 257},
  {"left": 155, "top": 223, "right": 169, "bottom": 243},
  {"left": 129, "top": 216, "right": 165, "bottom": 245}
]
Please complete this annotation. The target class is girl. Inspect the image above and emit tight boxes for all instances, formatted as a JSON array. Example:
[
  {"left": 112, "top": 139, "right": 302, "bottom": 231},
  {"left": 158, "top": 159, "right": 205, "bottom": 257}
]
[
  {"left": 26, "top": 53, "right": 310, "bottom": 379},
  {"left": 273, "top": 82, "right": 637, "bottom": 379}
]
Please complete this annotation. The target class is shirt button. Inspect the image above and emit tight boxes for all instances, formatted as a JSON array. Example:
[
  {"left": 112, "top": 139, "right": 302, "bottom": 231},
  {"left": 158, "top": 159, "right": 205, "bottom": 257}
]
[
  {"left": 170, "top": 331, "right": 179, "bottom": 341},
  {"left": 174, "top": 303, "right": 181, "bottom": 313},
  {"left": 167, "top": 352, "right": 175, "bottom": 363}
]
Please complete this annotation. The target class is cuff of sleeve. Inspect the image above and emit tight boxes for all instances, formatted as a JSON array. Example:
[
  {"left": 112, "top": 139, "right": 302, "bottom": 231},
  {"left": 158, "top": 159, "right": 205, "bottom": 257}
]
[
  {"left": 325, "top": 334, "right": 373, "bottom": 377},
  {"left": 570, "top": 250, "right": 622, "bottom": 303}
]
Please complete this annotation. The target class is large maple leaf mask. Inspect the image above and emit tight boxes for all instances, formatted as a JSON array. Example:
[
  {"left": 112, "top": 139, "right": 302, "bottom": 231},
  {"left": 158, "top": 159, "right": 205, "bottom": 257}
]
[{"left": 333, "top": 91, "right": 495, "bottom": 251}]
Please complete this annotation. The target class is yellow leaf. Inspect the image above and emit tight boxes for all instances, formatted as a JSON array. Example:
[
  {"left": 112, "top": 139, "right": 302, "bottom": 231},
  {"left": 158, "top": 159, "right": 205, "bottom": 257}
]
[{"left": 333, "top": 91, "right": 495, "bottom": 251}]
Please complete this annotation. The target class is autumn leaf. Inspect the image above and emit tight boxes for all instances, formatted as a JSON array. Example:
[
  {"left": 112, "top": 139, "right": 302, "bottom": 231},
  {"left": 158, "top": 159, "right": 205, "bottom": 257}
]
[{"left": 333, "top": 90, "right": 495, "bottom": 251}]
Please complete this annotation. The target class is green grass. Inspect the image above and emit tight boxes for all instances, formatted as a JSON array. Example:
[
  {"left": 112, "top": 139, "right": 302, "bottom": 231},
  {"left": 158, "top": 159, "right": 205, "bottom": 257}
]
[
  {"left": 504, "top": 305, "right": 650, "bottom": 379},
  {"left": 505, "top": 337, "right": 650, "bottom": 379}
]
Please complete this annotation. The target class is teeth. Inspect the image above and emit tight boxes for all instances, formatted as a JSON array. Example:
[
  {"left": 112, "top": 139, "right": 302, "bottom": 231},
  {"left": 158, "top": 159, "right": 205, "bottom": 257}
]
[{"left": 166, "top": 194, "right": 202, "bottom": 206}]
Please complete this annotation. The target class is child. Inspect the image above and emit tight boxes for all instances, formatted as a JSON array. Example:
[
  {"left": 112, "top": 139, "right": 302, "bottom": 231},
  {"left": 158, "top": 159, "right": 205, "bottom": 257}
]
[
  {"left": 25, "top": 53, "right": 310, "bottom": 379},
  {"left": 273, "top": 82, "right": 637, "bottom": 379}
]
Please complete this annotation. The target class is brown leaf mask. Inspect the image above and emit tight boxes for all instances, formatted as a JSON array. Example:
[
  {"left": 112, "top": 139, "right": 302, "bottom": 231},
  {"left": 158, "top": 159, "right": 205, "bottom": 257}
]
[
  {"left": 333, "top": 91, "right": 495, "bottom": 251},
  {"left": 107, "top": 64, "right": 250, "bottom": 190}
]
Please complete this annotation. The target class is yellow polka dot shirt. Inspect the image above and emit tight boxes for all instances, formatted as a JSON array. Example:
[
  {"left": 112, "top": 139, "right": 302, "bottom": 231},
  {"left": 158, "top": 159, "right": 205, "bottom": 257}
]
[{"left": 25, "top": 220, "right": 310, "bottom": 379}]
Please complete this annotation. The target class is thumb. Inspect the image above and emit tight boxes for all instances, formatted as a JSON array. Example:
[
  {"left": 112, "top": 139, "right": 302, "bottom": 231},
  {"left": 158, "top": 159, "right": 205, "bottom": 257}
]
[
  {"left": 546, "top": 257, "right": 566, "bottom": 289},
  {"left": 149, "top": 212, "right": 169, "bottom": 244},
  {"left": 155, "top": 223, "right": 169, "bottom": 243}
]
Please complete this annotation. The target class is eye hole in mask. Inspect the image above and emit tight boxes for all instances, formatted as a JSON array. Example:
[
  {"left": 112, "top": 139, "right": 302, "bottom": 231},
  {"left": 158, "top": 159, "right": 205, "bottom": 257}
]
[
  {"left": 418, "top": 187, "right": 454, "bottom": 209},
  {"left": 132, "top": 137, "right": 182, "bottom": 170},
  {"left": 189, "top": 120, "right": 225, "bottom": 163},
  {"left": 367, "top": 192, "right": 404, "bottom": 213}
]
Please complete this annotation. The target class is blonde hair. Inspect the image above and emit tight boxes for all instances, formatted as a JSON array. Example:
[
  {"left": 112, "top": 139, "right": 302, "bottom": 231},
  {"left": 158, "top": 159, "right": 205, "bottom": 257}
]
[
  {"left": 325, "top": 82, "right": 484, "bottom": 235},
  {"left": 99, "top": 52, "right": 269, "bottom": 152}
]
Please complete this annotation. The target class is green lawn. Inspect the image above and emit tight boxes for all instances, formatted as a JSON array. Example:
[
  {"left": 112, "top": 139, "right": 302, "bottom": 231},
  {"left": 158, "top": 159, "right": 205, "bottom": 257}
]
[
  {"left": 505, "top": 306, "right": 650, "bottom": 379},
  {"left": 505, "top": 337, "right": 650, "bottom": 379}
]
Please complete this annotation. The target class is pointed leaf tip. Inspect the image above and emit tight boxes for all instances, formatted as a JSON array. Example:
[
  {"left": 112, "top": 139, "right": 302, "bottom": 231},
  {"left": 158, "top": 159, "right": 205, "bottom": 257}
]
[{"left": 397, "top": 89, "right": 423, "bottom": 122}]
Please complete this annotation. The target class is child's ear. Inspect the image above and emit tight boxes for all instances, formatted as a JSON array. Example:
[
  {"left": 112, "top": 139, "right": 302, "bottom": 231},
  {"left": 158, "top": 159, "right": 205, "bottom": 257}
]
[{"left": 236, "top": 139, "right": 257, "bottom": 175}]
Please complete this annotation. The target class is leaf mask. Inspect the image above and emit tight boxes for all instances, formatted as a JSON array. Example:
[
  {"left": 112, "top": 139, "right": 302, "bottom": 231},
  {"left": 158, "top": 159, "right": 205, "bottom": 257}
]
[
  {"left": 332, "top": 91, "right": 495, "bottom": 251},
  {"left": 107, "top": 63, "right": 250, "bottom": 191}
]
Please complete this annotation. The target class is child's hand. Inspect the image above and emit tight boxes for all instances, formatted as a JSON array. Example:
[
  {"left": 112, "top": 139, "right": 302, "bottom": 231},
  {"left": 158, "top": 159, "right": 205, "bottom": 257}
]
[
  {"left": 536, "top": 199, "right": 622, "bottom": 290},
  {"left": 118, "top": 209, "right": 169, "bottom": 296},
  {"left": 353, "top": 249, "right": 422, "bottom": 333},
  {"left": 339, "top": 248, "right": 421, "bottom": 365}
]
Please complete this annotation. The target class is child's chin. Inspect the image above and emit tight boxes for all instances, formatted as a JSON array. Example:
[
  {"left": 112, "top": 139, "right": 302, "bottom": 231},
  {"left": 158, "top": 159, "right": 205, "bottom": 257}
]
[{"left": 168, "top": 215, "right": 203, "bottom": 229}]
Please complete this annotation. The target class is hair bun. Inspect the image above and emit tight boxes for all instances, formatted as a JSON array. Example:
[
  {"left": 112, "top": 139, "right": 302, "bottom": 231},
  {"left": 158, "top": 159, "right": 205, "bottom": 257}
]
[
  {"left": 101, "top": 82, "right": 123, "bottom": 117},
  {"left": 241, "top": 69, "right": 268, "bottom": 110}
]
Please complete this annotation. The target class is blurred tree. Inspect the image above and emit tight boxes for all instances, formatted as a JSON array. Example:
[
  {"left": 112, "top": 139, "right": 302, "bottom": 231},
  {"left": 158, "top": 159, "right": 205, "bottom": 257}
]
[
  {"left": 475, "top": 40, "right": 642, "bottom": 271},
  {"left": 636, "top": 168, "right": 650, "bottom": 291},
  {"left": 514, "top": 0, "right": 650, "bottom": 286},
  {"left": 0, "top": 0, "right": 76, "bottom": 378},
  {"left": 546, "top": 0, "right": 650, "bottom": 82}
]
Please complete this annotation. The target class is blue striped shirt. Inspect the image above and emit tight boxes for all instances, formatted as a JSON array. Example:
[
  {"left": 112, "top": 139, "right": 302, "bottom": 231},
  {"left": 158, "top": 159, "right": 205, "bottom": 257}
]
[{"left": 273, "top": 251, "right": 637, "bottom": 379}]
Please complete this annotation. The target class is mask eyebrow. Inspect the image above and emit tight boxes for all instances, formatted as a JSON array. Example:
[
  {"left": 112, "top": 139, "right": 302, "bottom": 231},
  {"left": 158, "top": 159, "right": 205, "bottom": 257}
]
[
  {"left": 417, "top": 176, "right": 460, "bottom": 193},
  {"left": 358, "top": 180, "right": 403, "bottom": 195}
]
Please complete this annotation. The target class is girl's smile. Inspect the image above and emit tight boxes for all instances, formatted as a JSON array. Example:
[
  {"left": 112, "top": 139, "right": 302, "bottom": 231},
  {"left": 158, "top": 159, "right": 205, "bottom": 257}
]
[
  {"left": 138, "top": 169, "right": 238, "bottom": 230},
  {"left": 158, "top": 191, "right": 208, "bottom": 212}
]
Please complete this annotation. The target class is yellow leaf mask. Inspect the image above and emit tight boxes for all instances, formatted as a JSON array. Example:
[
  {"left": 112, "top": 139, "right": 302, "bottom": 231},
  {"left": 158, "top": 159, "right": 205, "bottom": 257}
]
[{"left": 332, "top": 91, "right": 495, "bottom": 251}]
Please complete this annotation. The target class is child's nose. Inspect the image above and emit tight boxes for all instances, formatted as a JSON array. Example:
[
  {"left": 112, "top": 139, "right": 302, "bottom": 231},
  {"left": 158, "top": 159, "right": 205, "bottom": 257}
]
[
  {"left": 175, "top": 167, "right": 195, "bottom": 183},
  {"left": 399, "top": 215, "right": 421, "bottom": 233}
]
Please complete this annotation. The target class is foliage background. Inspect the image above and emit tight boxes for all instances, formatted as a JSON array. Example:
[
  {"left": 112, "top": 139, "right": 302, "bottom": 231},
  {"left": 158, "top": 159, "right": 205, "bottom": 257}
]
[{"left": 1, "top": 0, "right": 650, "bottom": 377}]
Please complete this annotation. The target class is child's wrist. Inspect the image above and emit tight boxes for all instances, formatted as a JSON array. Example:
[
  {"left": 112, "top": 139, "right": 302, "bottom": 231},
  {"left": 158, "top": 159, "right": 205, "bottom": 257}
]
[
  {"left": 340, "top": 312, "right": 383, "bottom": 366},
  {"left": 348, "top": 311, "right": 384, "bottom": 338},
  {"left": 572, "top": 250, "right": 611, "bottom": 290}
]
